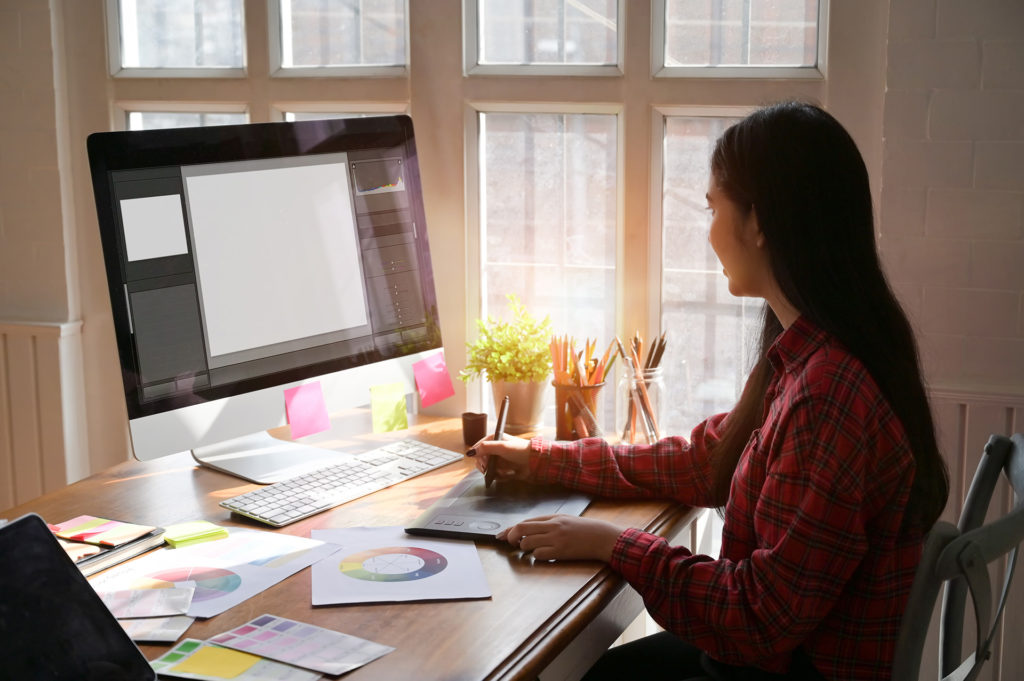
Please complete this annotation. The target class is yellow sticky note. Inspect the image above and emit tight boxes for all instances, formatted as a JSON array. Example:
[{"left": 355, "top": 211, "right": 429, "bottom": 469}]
[
  {"left": 172, "top": 645, "right": 259, "bottom": 677},
  {"left": 370, "top": 382, "right": 408, "bottom": 433}
]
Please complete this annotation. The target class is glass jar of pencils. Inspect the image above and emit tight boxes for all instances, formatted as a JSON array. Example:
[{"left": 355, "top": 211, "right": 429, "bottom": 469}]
[
  {"left": 616, "top": 366, "right": 665, "bottom": 444},
  {"left": 553, "top": 381, "right": 606, "bottom": 440}
]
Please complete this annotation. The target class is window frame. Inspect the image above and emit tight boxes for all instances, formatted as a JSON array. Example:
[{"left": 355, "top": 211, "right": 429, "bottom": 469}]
[
  {"left": 115, "top": 101, "right": 251, "bottom": 131},
  {"left": 647, "top": 104, "right": 756, "bottom": 327},
  {"left": 269, "top": 101, "right": 409, "bottom": 122},
  {"left": 650, "top": 0, "right": 830, "bottom": 80},
  {"left": 267, "top": 0, "right": 410, "bottom": 78},
  {"left": 463, "top": 100, "right": 625, "bottom": 411},
  {"left": 105, "top": 0, "right": 249, "bottom": 79},
  {"left": 463, "top": 0, "right": 626, "bottom": 77}
]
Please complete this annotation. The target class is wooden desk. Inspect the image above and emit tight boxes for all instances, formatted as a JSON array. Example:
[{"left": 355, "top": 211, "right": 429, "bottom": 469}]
[{"left": 1, "top": 414, "right": 696, "bottom": 681}]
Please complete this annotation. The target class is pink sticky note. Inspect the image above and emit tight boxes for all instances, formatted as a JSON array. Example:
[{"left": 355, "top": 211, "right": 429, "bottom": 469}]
[
  {"left": 284, "top": 381, "right": 331, "bottom": 438},
  {"left": 413, "top": 351, "right": 455, "bottom": 407}
]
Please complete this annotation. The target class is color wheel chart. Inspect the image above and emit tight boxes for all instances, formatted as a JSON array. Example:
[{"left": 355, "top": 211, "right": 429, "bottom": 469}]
[
  {"left": 340, "top": 546, "right": 447, "bottom": 582},
  {"left": 90, "top": 529, "right": 343, "bottom": 618},
  {"left": 136, "top": 567, "right": 242, "bottom": 602},
  {"left": 311, "top": 526, "right": 490, "bottom": 605}
]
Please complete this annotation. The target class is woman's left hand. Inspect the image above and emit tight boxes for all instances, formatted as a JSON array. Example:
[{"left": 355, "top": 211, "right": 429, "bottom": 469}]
[{"left": 498, "top": 514, "right": 624, "bottom": 562}]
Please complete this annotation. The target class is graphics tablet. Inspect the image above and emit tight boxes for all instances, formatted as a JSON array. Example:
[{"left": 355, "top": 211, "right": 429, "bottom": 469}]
[
  {"left": 405, "top": 470, "right": 591, "bottom": 540},
  {"left": 0, "top": 513, "right": 156, "bottom": 681}
]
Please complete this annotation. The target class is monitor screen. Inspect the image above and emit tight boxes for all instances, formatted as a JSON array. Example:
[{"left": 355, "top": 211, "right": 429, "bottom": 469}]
[{"left": 87, "top": 116, "right": 442, "bottom": 481}]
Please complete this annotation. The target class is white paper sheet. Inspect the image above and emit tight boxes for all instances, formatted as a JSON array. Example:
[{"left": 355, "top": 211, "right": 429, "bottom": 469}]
[
  {"left": 119, "top": 615, "right": 195, "bottom": 643},
  {"left": 90, "top": 529, "right": 343, "bottom": 618},
  {"left": 99, "top": 585, "right": 195, "bottom": 618},
  {"left": 310, "top": 526, "right": 490, "bottom": 605}
]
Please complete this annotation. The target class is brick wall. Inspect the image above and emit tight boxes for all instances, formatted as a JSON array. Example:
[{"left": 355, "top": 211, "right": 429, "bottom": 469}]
[
  {"left": 882, "top": 4, "right": 1024, "bottom": 677},
  {"left": 881, "top": 0, "right": 1024, "bottom": 393}
]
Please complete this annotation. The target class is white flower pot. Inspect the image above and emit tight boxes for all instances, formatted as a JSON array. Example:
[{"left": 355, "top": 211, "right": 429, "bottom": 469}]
[{"left": 490, "top": 380, "right": 546, "bottom": 434}]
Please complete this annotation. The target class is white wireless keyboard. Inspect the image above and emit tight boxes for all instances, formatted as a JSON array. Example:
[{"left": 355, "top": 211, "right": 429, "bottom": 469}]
[{"left": 220, "top": 440, "right": 462, "bottom": 527}]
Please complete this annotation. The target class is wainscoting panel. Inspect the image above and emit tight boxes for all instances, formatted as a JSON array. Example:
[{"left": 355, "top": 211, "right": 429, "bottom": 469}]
[
  {"left": 930, "top": 389, "right": 1024, "bottom": 681},
  {"left": 0, "top": 320, "right": 85, "bottom": 510}
]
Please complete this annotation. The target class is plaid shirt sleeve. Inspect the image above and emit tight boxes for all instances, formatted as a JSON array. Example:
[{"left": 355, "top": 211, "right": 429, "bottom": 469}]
[
  {"left": 527, "top": 321, "right": 918, "bottom": 679},
  {"left": 528, "top": 411, "right": 729, "bottom": 507}
]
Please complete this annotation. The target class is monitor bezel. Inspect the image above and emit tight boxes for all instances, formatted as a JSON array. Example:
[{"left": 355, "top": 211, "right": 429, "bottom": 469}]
[{"left": 87, "top": 115, "right": 442, "bottom": 427}]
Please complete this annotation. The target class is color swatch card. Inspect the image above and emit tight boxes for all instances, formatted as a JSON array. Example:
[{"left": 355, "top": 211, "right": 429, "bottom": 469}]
[
  {"left": 53, "top": 515, "right": 156, "bottom": 546},
  {"left": 150, "top": 639, "right": 319, "bottom": 681},
  {"left": 311, "top": 526, "right": 490, "bottom": 605},
  {"left": 99, "top": 585, "right": 195, "bottom": 618},
  {"left": 119, "top": 615, "right": 195, "bottom": 643},
  {"left": 91, "top": 528, "right": 343, "bottom": 618},
  {"left": 209, "top": 614, "right": 393, "bottom": 676}
]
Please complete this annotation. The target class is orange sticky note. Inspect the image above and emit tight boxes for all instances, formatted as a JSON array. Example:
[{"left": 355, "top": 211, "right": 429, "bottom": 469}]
[
  {"left": 413, "top": 351, "right": 455, "bottom": 407},
  {"left": 284, "top": 381, "right": 331, "bottom": 438}
]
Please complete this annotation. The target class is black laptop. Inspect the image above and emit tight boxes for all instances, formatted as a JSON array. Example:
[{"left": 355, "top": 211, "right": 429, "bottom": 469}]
[
  {"left": 405, "top": 470, "right": 591, "bottom": 540},
  {"left": 0, "top": 513, "right": 156, "bottom": 681}
]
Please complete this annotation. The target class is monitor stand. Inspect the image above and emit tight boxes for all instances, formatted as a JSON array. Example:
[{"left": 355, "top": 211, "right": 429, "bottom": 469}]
[{"left": 191, "top": 431, "right": 352, "bottom": 484}]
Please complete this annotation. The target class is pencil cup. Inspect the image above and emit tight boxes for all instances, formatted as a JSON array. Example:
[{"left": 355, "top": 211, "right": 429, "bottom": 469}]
[
  {"left": 461, "top": 411, "right": 488, "bottom": 446},
  {"left": 553, "top": 381, "right": 605, "bottom": 441},
  {"left": 616, "top": 366, "right": 664, "bottom": 444}
]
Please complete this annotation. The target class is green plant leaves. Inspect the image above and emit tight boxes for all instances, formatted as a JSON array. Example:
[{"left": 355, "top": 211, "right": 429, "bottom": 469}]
[{"left": 459, "top": 294, "right": 553, "bottom": 384}]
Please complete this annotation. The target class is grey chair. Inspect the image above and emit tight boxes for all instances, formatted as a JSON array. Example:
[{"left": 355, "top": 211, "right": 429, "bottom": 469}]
[{"left": 893, "top": 433, "right": 1024, "bottom": 681}]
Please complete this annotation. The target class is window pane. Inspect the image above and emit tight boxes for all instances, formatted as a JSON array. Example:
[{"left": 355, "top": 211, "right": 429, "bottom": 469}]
[
  {"left": 127, "top": 112, "right": 248, "bottom": 130},
  {"left": 478, "top": 0, "right": 617, "bottom": 65},
  {"left": 664, "top": 0, "right": 818, "bottom": 68},
  {"left": 284, "top": 112, "right": 394, "bottom": 121},
  {"left": 480, "top": 112, "right": 617, "bottom": 424},
  {"left": 280, "top": 0, "right": 406, "bottom": 68},
  {"left": 118, "top": 0, "right": 244, "bottom": 69},
  {"left": 660, "top": 115, "right": 759, "bottom": 435}
]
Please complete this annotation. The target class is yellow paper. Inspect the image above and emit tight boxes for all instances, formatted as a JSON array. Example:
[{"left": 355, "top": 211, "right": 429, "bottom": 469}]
[
  {"left": 370, "top": 382, "right": 408, "bottom": 433},
  {"left": 172, "top": 645, "right": 259, "bottom": 677}
]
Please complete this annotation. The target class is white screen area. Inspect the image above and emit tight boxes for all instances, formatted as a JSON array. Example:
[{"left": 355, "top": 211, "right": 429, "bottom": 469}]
[
  {"left": 120, "top": 194, "right": 190, "bottom": 261},
  {"left": 184, "top": 159, "right": 368, "bottom": 359}
]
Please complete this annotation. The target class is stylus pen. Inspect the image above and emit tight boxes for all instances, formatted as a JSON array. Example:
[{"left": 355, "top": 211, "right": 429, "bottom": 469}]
[{"left": 485, "top": 395, "right": 510, "bottom": 489}]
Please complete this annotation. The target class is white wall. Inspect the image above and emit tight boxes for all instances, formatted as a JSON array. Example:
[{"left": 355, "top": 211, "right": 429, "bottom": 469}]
[
  {"left": 0, "top": 0, "right": 68, "bottom": 321},
  {"left": 0, "top": 0, "right": 90, "bottom": 499},
  {"left": 880, "top": 0, "right": 1024, "bottom": 395}
]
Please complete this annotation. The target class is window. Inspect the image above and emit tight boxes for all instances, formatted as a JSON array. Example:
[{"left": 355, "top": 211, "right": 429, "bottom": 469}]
[
  {"left": 126, "top": 111, "right": 248, "bottom": 130},
  {"left": 654, "top": 0, "right": 827, "bottom": 78},
  {"left": 476, "top": 110, "right": 618, "bottom": 424},
  {"left": 96, "top": 0, "right": 832, "bottom": 431},
  {"left": 466, "top": 0, "right": 624, "bottom": 75},
  {"left": 109, "top": 0, "right": 246, "bottom": 77},
  {"left": 271, "top": 0, "right": 407, "bottom": 76},
  {"left": 658, "top": 112, "right": 758, "bottom": 435}
]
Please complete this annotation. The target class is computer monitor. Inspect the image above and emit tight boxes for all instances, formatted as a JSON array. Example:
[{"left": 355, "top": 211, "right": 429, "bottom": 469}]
[{"left": 87, "top": 115, "right": 443, "bottom": 483}]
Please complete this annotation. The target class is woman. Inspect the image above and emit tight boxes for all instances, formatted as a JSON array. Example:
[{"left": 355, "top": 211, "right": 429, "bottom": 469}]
[{"left": 471, "top": 101, "right": 949, "bottom": 681}]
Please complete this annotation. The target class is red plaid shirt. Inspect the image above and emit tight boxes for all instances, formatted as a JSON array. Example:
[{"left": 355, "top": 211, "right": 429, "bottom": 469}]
[{"left": 529, "top": 317, "right": 922, "bottom": 680}]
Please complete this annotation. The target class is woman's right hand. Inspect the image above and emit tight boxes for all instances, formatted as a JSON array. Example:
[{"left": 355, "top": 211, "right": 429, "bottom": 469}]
[{"left": 468, "top": 434, "right": 533, "bottom": 483}]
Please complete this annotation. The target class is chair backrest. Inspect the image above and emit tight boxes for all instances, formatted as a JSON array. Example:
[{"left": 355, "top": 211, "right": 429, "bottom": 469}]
[{"left": 893, "top": 433, "right": 1024, "bottom": 681}]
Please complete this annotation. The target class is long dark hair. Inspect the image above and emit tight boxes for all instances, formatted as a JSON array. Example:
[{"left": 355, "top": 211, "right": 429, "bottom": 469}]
[{"left": 707, "top": 101, "right": 948, "bottom": 531}]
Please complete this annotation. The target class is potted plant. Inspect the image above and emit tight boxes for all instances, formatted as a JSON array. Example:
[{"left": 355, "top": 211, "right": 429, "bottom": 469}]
[{"left": 459, "top": 294, "right": 552, "bottom": 433}]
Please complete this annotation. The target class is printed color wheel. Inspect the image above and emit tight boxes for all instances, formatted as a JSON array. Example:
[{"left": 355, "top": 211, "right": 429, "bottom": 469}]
[
  {"left": 339, "top": 546, "right": 447, "bottom": 582},
  {"left": 137, "top": 566, "right": 242, "bottom": 601}
]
